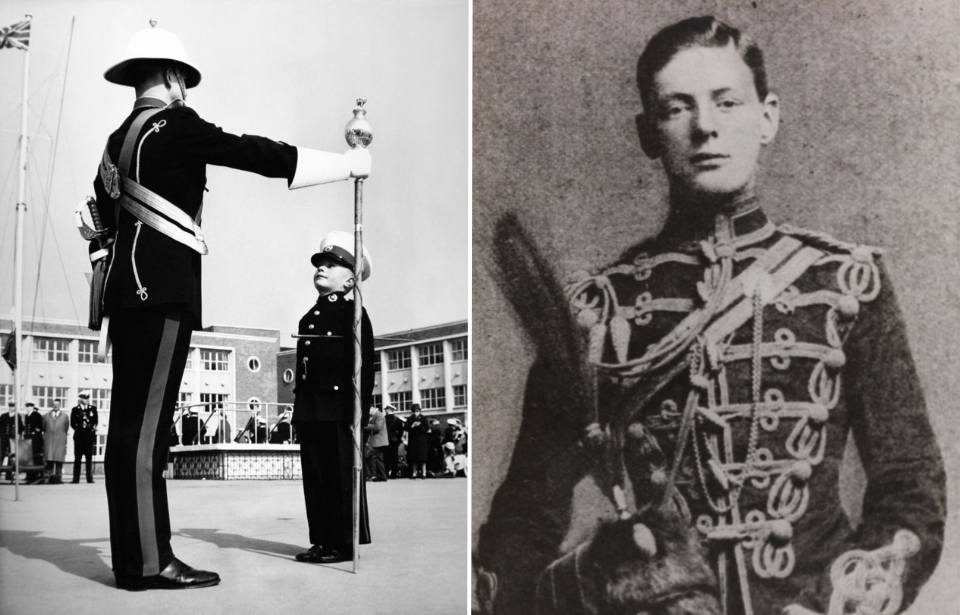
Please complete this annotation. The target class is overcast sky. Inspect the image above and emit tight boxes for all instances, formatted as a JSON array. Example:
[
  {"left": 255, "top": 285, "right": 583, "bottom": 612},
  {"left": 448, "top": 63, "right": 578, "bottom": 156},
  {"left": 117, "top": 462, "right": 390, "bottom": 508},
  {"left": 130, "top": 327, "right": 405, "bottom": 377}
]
[{"left": 0, "top": 0, "right": 468, "bottom": 344}]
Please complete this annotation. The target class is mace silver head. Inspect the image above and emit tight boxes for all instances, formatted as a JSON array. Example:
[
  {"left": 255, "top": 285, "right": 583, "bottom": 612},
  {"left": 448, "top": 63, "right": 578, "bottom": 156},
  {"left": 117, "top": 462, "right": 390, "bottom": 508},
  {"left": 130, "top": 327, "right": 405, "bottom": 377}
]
[{"left": 345, "top": 97, "right": 373, "bottom": 149}]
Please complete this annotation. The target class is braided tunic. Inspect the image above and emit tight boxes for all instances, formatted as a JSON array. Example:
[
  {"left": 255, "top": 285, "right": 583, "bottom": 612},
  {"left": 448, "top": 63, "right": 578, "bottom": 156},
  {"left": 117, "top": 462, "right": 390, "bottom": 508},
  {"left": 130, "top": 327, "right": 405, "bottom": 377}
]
[{"left": 478, "top": 206, "right": 946, "bottom": 615}]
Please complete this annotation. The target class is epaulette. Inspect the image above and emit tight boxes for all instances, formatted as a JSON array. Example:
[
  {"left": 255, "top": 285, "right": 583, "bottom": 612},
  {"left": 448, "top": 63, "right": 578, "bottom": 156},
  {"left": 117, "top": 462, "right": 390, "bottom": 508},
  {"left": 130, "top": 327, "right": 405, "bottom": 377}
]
[{"left": 778, "top": 224, "right": 883, "bottom": 260}]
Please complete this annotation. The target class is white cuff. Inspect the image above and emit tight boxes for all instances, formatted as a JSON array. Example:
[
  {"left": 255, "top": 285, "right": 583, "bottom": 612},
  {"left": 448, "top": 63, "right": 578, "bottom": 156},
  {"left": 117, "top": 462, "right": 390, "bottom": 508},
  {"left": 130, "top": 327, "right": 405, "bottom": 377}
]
[{"left": 288, "top": 147, "right": 352, "bottom": 190}]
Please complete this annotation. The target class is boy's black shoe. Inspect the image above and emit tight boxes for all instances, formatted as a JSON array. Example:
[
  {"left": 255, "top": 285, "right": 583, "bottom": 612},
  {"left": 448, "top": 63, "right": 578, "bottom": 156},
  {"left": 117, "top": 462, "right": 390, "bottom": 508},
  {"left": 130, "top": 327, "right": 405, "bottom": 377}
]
[
  {"left": 296, "top": 545, "right": 351, "bottom": 563},
  {"left": 115, "top": 558, "right": 220, "bottom": 591}
]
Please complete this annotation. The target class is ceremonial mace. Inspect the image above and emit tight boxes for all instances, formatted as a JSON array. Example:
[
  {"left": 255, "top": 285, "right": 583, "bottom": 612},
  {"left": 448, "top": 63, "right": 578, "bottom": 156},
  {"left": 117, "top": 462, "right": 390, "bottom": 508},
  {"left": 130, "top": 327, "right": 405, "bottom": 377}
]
[{"left": 346, "top": 98, "right": 372, "bottom": 574}]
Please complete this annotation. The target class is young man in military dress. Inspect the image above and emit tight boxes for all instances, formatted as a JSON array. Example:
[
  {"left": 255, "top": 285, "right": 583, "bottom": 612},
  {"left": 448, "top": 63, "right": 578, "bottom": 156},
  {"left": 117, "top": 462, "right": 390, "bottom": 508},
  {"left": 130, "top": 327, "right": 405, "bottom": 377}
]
[
  {"left": 89, "top": 23, "right": 370, "bottom": 591},
  {"left": 292, "top": 231, "right": 375, "bottom": 564},
  {"left": 477, "top": 16, "right": 946, "bottom": 615}
]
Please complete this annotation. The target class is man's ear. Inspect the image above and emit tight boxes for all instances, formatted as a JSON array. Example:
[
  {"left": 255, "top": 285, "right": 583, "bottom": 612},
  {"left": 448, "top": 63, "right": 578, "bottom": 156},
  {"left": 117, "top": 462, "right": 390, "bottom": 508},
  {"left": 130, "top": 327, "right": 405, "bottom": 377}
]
[
  {"left": 344, "top": 277, "right": 356, "bottom": 290},
  {"left": 636, "top": 113, "right": 662, "bottom": 160},
  {"left": 760, "top": 93, "right": 780, "bottom": 145}
]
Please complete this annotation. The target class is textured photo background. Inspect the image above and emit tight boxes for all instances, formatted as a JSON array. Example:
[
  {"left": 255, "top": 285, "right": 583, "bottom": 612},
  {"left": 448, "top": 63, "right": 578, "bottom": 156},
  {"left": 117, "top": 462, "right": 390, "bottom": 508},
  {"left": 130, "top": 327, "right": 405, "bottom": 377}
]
[{"left": 472, "top": 0, "right": 959, "bottom": 611}]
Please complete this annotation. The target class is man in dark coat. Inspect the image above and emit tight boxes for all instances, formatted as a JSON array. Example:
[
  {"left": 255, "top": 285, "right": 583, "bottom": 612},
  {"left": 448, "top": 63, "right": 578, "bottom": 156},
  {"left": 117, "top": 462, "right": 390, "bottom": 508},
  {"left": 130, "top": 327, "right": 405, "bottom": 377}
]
[
  {"left": 88, "top": 22, "right": 370, "bottom": 592},
  {"left": 293, "top": 231, "right": 375, "bottom": 564},
  {"left": 384, "top": 404, "right": 404, "bottom": 478},
  {"left": 1, "top": 401, "right": 25, "bottom": 481},
  {"left": 70, "top": 390, "right": 99, "bottom": 484},
  {"left": 477, "top": 16, "right": 946, "bottom": 615},
  {"left": 24, "top": 402, "right": 44, "bottom": 482},
  {"left": 404, "top": 404, "right": 430, "bottom": 479}
]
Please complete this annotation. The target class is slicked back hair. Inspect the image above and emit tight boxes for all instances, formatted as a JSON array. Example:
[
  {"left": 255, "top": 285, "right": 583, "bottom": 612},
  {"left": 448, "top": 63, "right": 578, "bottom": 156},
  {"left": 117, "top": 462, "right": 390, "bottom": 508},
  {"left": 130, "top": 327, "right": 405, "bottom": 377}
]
[{"left": 637, "top": 16, "right": 768, "bottom": 112}]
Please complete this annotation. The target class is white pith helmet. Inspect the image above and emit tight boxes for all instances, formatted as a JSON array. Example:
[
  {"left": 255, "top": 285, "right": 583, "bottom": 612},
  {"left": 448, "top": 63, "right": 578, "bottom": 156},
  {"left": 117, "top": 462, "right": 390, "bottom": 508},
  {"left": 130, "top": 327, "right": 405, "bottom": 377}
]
[{"left": 104, "top": 20, "right": 201, "bottom": 88}]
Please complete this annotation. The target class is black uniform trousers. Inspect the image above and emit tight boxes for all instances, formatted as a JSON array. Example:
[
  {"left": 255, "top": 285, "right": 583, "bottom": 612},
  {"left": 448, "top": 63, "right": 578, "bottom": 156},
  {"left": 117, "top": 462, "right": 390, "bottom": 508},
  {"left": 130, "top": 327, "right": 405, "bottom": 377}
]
[
  {"left": 73, "top": 432, "right": 95, "bottom": 482},
  {"left": 105, "top": 306, "right": 194, "bottom": 578},
  {"left": 298, "top": 421, "right": 370, "bottom": 550}
]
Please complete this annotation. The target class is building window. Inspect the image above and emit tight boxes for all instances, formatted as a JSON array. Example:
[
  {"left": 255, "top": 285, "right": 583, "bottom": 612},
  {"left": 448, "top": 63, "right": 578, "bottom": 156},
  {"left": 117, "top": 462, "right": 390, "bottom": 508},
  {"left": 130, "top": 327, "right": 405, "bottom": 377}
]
[
  {"left": 373, "top": 353, "right": 382, "bottom": 372},
  {"left": 200, "top": 393, "right": 229, "bottom": 411},
  {"left": 185, "top": 349, "right": 193, "bottom": 370},
  {"left": 89, "top": 388, "right": 111, "bottom": 413},
  {"left": 393, "top": 391, "right": 412, "bottom": 412},
  {"left": 178, "top": 392, "right": 193, "bottom": 408},
  {"left": 453, "top": 384, "right": 467, "bottom": 408},
  {"left": 419, "top": 387, "right": 446, "bottom": 410},
  {"left": 417, "top": 342, "right": 444, "bottom": 366},
  {"left": 95, "top": 433, "right": 107, "bottom": 457},
  {"left": 283, "top": 368, "right": 294, "bottom": 384},
  {"left": 372, "top": 394, "right": 382, "bottom": 410},
  {"left": 247, "top": 357, "right": 261, "bottom": 373},
  {"left": 200, "top": 349, "right": 230, "bottom": 372},
  {"left": 32, "top": 386, "right": 69, "bottom": 410},
  {"left": 451, "top": 338, "right": 468, "bottom": 362},
  {"left": 387, "top": 348, "right": 411, "bottom": 370},
  {"left": 32, "top": 337, "right": 70, "bottom": 363},
  {"left": 0, "top": 384, "right": 12, "bottom": 407},
  {"left": 248, "top": 397, "right": 262, "bottom": 411},
  {"left": 78, "top": 340, "right": 112, "bottom": 364},
  {"left": 78, "top": 340, "right": 96, "bottom": 363}
]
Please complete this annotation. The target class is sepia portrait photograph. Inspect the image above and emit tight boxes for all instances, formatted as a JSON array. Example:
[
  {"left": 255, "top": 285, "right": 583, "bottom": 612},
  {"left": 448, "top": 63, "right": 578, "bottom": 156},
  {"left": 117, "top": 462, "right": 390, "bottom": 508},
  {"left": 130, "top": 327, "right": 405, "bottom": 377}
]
[
  {"left": 0, "top": 1, "right": 469, "bottom": 614},
  {"left": 473, "top": 1, "right": 958, "bottom": 614}
]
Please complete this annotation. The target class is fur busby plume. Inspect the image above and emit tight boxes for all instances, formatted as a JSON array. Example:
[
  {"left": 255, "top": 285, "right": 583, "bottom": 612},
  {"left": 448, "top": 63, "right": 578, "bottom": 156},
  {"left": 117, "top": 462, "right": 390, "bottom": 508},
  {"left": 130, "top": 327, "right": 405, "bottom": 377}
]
[{"left": 492, "top": 212, "right": 594, "bottom": 430}]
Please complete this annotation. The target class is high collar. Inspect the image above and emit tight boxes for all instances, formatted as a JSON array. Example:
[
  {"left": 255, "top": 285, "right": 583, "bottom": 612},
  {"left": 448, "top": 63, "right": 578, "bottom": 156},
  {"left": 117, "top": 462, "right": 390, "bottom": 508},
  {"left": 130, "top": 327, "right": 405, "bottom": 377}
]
[
  {"left": 133, "top": 97, "right": 184, "bottom": 111},
  {"left": 317, "top": 291, "right": 350, "bottom": 304},
  {"left": 658, "top": 193, "right": 774, "bottom": 248},
  {"left": 133, "top": 97, "right": 167, "bottom": 110}
]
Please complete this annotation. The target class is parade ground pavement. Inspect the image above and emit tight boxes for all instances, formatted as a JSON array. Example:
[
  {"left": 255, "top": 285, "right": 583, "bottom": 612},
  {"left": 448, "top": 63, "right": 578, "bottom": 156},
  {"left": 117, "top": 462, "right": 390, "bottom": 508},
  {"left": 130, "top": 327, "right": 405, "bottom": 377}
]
[{"left": 0, "top": 477, "right": 468, "bottom": 615}]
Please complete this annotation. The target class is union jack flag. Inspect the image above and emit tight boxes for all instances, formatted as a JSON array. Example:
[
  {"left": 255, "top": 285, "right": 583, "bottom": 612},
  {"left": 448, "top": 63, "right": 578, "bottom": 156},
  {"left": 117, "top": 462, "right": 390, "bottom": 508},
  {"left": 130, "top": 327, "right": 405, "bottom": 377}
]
[{"left": 0, "top": 18, "right": 31, "bottom": 51}]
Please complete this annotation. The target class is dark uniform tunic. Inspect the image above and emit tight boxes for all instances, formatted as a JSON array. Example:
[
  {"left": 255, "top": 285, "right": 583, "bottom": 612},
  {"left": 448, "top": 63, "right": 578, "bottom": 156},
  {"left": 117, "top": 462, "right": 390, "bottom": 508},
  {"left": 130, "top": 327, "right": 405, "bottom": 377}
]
[
  {"left": 92, "top": 97, "right": 303, "bottom": 579},
  {"left": 1, "top": 412, "right": 25, "bottom": 478},
  {"left": 293, "top": 290, "right": 375, "bottom": 550},
  {"left": 70, "top": 403, "right": 99, "bottom": 482},
  {"left": 478, "top": 205, "right": 946, "bottom": 615},
  {"left": 24, "top": 409, "right": 44, "bottom": 471}
]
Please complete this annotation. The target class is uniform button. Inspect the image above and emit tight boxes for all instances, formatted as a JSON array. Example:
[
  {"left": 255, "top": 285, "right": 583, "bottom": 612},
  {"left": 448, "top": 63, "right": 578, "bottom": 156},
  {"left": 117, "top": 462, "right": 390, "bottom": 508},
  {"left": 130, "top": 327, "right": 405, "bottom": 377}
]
[
  {"left": 333, "top": 386, "right": 339, "bottom": 390},
  {"left": 314, "top": 310, "right": 320, "bottom": 315},
  {"left": 305, "top": 341, "right": 311, "bottom": 346},
  {"left": 837, "top": 295, "right": 860, "bottom": 318},
  {"left": 308, "top": 324, "right": 315, "bottom": 330},
  {"left": 808, "top": 404, "right": 829, "bottom": 424},
  {"left": 327, "top": 331, "right": 332, "bottom": 336},
  {"left": 824, "top": 349, "right": 845, "bottom": 369},
  {"left": 301, "top": 375, "right": 306, "bottom": 380}
]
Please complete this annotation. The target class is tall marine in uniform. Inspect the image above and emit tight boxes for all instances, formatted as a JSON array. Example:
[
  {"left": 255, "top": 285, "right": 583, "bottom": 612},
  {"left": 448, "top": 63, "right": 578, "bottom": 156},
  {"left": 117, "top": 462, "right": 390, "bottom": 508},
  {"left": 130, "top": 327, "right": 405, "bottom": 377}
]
[{"left": 86, "top": 21, "right": 370, "bottom": 591}]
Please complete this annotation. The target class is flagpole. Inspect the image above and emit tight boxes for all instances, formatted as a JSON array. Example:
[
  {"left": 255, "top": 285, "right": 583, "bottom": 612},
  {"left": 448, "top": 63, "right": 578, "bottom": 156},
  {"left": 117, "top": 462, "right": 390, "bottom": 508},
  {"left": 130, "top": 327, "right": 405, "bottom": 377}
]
[
  {"left": 12, "top": 13, "right": 33, "bottom": 502},
  {"left": 345, "top": 98, "right": 372, "bottom": 574}
]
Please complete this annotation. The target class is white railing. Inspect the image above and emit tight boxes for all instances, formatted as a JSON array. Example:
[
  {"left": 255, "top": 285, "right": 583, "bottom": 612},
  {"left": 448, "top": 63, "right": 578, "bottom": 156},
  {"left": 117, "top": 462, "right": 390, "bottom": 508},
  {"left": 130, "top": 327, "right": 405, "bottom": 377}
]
[{"left": 172, "top": 401, "right": 296, "bottom": 446}]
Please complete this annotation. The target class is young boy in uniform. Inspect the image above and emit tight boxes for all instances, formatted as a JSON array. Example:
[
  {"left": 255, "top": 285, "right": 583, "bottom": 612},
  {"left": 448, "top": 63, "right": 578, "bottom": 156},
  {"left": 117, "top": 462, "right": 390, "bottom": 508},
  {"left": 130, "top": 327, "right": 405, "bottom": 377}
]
[{"left": 293, "top": 231, "right": 375, "bottom": 564}]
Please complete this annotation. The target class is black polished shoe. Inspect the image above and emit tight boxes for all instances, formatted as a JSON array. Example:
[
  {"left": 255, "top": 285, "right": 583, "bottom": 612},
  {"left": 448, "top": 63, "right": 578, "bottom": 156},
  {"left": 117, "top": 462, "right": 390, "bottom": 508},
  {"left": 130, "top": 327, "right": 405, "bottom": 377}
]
[
  {"left": 295, "top": 545, "right": 324, "bottom": 563},
  {"left": 115, "top": 558, "right": 220, "bottom": 591},
  {"left": 295, "top": 545, "right": 351, "bottom": 564}
]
